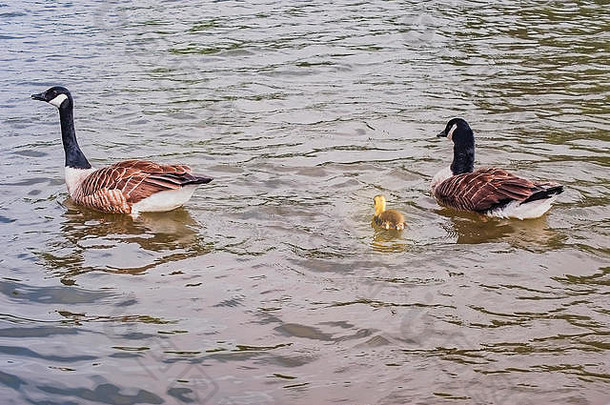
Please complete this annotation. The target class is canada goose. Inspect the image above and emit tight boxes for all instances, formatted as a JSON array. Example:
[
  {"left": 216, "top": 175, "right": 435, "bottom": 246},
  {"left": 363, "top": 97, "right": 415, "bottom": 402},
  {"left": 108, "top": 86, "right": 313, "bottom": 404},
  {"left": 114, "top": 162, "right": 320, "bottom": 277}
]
[
  {"left": 373, "top": 194, "right": 406, "bottom": 230},
  {"left": 31, "top": 86, "right": 213, "bottom": 215},
  {"left": 431, "top": 118, "right": 563, "bottom": 219}
]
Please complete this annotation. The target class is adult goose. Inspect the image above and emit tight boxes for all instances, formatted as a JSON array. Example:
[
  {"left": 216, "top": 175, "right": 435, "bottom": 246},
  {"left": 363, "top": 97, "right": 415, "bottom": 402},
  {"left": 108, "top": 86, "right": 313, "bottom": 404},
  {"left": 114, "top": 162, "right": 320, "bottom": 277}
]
[
  {"left": 31, "top": 86, "right": 213, "bottom": 215},
  {"left": 431, "top": 118, "right": 563, "bottom": 219}
]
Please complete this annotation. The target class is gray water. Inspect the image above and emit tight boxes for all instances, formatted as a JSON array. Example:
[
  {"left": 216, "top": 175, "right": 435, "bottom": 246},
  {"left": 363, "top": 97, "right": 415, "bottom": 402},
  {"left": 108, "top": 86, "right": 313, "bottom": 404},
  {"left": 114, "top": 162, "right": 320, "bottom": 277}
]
[{"left": 1, "top": 1, "right": 609, "bottom": 404}]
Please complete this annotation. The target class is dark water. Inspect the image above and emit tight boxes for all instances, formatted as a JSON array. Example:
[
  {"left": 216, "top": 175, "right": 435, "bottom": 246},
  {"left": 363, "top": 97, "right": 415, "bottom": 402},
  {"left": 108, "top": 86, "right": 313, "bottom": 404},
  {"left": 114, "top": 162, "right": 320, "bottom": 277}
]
[{"left": 1, "top": 1, "right": 609, "bottom": 404}]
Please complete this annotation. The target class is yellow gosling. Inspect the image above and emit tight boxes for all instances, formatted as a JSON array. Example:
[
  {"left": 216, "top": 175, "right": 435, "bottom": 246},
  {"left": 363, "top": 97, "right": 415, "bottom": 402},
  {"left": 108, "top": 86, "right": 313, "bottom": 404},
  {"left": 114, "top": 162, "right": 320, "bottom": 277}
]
[{"left": 373, "top": 194, "right": 406, "bottom": 231}]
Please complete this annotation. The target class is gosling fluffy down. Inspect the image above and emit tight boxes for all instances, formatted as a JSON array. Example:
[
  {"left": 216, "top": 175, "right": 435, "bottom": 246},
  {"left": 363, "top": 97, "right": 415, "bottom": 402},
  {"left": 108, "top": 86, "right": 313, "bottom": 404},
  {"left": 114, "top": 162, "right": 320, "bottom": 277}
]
[{"left": 372, "top": 194, "right": 406, "bottom": 231}]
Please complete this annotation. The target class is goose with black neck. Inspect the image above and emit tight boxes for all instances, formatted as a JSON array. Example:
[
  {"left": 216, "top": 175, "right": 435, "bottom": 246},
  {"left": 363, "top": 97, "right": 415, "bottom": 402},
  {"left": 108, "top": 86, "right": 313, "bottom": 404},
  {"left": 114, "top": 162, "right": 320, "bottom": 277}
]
[
  {"left": 31, "top": 86, "right": 213, "bottom": 215},
  {"left": 431, "top": 118, "right": 563, "bottom": 219}
]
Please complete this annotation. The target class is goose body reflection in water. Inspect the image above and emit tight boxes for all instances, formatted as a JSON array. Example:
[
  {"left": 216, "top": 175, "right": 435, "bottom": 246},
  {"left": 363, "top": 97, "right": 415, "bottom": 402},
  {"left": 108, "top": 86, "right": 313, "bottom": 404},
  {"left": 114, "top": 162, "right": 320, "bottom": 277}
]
[
  {"left": 438, "top": 208, "right": 563, "bottom": 248},
  {"left": 39, "top": 199, "right": 212, "bottom": 283}
]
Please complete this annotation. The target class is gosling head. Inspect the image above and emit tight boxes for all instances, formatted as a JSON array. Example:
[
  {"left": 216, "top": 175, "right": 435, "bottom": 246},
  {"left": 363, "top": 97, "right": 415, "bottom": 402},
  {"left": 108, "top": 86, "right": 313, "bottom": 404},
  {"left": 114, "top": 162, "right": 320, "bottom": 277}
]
[
  {"left": 31, "top": 86, "right": 73, "bottom": 110},
  {"left": 373, "top": 194, "right": 387, "bottom": 215}
]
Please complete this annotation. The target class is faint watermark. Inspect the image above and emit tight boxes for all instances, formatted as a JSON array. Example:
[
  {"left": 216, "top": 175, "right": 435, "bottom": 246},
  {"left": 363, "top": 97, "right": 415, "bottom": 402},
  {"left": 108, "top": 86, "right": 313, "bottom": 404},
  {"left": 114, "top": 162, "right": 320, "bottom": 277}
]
[
  {"left": 92, "top": 1, "right": 216, "bottom": 82},
  {"left": 103, "top": 295, "right": 219, "bottom": 404},
  {"left": 398, "top": 291, "right": 528, "bottom": 404}
]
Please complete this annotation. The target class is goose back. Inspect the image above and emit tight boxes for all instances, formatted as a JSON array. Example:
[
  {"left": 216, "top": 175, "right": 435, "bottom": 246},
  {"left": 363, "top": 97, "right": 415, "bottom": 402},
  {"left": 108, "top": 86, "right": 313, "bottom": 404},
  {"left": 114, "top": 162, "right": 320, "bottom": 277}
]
[
  {"left": 433, "top": 167, "right": 550, "bottom": 213},
  {"left": 71, "top": 160, "right": 212, "bottom": 214}
]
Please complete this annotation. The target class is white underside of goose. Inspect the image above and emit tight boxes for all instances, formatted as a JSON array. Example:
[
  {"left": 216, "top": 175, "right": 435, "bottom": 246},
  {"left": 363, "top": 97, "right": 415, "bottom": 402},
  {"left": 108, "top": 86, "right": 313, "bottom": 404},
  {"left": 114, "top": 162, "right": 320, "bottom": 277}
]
[
  {"left": 131, "top": 185, "right": 199, "bottom": 214},
  {"left": 487, "top": 196, "right": 558, "bottom": 220}
]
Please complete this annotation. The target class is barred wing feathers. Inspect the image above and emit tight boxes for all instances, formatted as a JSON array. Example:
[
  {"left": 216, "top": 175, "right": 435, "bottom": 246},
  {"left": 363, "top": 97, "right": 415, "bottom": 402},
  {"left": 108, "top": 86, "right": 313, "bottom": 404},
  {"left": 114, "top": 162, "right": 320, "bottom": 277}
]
[
  {"left": 72, "top": 160, "right": 211, "bottom": 213},
  {"left": 434, "top": 168, "right": 541, "bottom": 212}
]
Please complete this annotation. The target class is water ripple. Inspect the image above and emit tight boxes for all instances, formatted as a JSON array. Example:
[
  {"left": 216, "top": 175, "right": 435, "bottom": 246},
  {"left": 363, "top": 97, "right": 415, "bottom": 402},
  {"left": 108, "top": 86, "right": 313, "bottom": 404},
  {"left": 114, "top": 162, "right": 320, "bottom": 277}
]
[{"left": 0, "top": 0, "right": 608, "bottom": 404}]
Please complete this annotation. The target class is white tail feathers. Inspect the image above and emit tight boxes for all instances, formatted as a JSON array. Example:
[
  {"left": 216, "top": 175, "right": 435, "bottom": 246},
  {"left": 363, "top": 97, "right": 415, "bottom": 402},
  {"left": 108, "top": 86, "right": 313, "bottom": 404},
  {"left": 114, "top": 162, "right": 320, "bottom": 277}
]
[{"left": 488, "top": 195, "right": 560, "bottom": 219}]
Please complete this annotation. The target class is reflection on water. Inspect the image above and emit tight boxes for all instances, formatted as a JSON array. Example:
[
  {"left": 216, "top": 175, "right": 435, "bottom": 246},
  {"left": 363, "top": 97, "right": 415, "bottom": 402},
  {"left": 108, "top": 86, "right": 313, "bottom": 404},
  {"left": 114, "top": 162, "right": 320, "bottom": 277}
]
[
  {"left": 371, "top": 221, "right": 410, "bottom": 253},
  {"left": 439, "top": 209, "right": 564, "bottom": 248},
  {"left": 1, "top": 0, "right": 609, "bottom": 404},
  {"left": 37, "top": 199, "right": 211, "bottom": 283}
]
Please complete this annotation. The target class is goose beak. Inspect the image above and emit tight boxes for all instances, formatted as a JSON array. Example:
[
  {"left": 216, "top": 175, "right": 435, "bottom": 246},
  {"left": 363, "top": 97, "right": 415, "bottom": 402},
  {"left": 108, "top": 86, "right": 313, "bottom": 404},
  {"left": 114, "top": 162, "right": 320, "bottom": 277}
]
[
  {"left": 31, "top": 92, "right": 46, "bottom": 101},
  {"left": 436, "top": 130, "right": 446, "bottom": 138}
]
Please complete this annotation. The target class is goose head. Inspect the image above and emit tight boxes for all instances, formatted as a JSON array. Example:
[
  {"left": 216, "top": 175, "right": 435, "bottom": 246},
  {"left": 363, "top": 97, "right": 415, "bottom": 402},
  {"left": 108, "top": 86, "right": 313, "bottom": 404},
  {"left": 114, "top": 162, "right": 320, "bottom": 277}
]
[
  {"left": 31, "top": 86, "right": 73, "bottom": 109},
  {"left": 436, "top": 117, "right": 475, "bottom": 175},
  {"left": 437, "top": 118, "right": 474, "bottom": 144}
]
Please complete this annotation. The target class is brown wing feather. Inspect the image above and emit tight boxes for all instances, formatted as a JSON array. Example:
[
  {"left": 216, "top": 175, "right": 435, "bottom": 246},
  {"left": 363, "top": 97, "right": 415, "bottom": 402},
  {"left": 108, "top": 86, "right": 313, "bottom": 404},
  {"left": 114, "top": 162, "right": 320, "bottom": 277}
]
[
  {"left": 374, "top": 210, "right": 406, "bottom": 230},
  {"left": 434, "top": 168, "right": 536, "bottom": 212},
  {"left": 73, "top": 160, "right": 200, "bottom": 210},
  {"left": 77, "top": 188, "right": 131, "bottom": 214}
]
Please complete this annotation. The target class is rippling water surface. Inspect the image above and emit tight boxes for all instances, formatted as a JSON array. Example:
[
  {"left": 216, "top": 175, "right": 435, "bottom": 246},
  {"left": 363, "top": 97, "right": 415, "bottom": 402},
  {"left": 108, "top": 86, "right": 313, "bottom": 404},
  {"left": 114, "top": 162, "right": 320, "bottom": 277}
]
[{"left": 1, "top": 1, "right": 609, "bottom": 404}]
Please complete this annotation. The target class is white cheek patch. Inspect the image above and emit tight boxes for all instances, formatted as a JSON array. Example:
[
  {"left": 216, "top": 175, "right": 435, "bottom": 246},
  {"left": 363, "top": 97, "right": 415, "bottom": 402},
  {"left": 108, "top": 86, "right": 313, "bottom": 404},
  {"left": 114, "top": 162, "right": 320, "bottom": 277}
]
[
  {"left": 48, "top": 94, "right": 68, "bottom": 108},
  {"left": 447, "top": 123, "right": 458, "bottom": 141}
]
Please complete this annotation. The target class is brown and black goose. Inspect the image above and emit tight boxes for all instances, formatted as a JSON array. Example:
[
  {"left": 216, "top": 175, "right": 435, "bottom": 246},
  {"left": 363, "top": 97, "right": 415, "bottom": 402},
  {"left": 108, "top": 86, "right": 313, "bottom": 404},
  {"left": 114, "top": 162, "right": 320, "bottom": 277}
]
[
  {"left": 31, "top": 86, "right": 213, "bottom": 215},
  {"left": 431, "top": 118, "right": 563, "bottom": 219}
]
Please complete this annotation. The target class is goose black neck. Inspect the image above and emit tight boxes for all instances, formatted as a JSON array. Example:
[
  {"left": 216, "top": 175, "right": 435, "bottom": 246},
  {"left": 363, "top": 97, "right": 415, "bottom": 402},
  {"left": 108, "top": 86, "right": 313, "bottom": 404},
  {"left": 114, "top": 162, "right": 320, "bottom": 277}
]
[
  {"left": 450, "top": 133, "right": 475, "bottom": 175},
  {"left": 58, "top": 104, "right": 91, "bottom": 169}
]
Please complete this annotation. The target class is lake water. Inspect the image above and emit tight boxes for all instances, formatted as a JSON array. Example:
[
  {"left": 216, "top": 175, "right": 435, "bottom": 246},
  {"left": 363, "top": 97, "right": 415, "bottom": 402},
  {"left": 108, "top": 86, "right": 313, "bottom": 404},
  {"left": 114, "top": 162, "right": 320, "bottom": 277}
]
[{"left": 1, "top": 1, "right": 609, "bottom": 404}]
